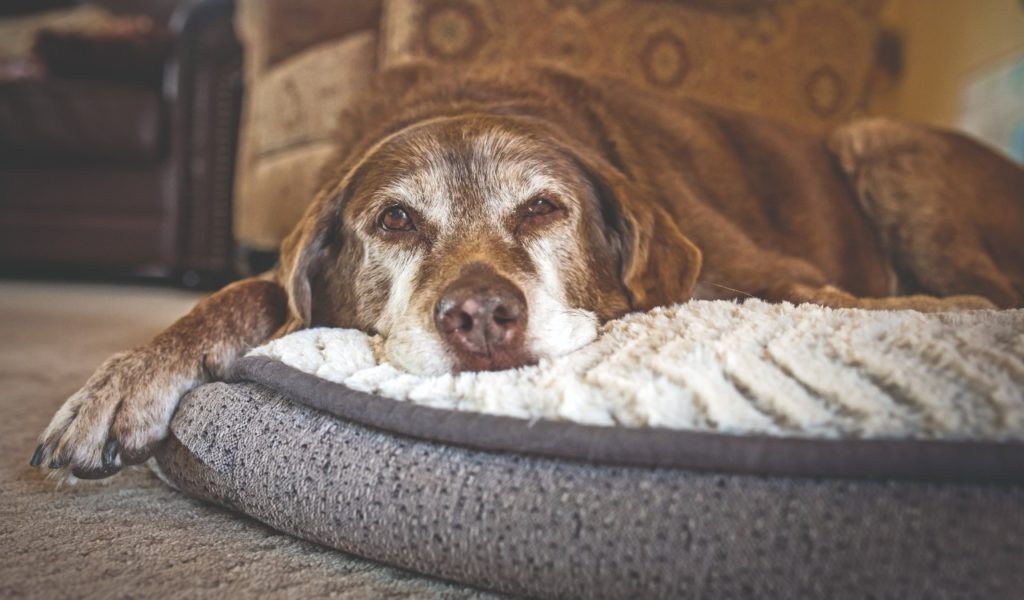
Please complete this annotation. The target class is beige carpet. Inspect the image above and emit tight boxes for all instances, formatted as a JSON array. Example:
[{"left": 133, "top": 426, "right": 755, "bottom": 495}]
[{"left": 0, "top": 280, "right": 489, "bottom": 599}]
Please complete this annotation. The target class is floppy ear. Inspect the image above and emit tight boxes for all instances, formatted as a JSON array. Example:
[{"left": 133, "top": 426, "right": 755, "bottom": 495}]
[
  {"left": 583, "top": 155, "right": 703, "bottom": 311},
  {"left": 275, "top": 189, "right": 338, "bottom": 334}
]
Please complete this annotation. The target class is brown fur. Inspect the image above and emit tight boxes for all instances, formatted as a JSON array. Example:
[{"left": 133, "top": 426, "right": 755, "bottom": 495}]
[{"left": 32, "top": 66, "right": 1024, "bottom": 480}]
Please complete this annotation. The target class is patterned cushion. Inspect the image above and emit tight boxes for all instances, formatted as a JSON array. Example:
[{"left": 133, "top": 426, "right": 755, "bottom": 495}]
[
  {"left": 235, "top": 0, "right": 382, "bottom": 77},
  {"left": 234, "top": 32, "right": 377, "bottom": 249},
  {"left": 246, "top": 31, "right": 377, "bottom": 157},
  {"left": 235, "top": 142, "right": 338, "bottom": 250},
  {"left": 380, "top": 0, "right": 883, "bottom": 131}
]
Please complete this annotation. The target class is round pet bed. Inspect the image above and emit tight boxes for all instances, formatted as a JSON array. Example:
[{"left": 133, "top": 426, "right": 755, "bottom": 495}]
[{"left": 153, "top": 301, "right": 1024, "bottom": 598}]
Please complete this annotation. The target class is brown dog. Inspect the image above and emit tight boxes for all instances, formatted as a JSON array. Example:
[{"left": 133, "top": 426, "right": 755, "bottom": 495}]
[{"left": 31, "top": 66, "right": 1024, "bottom": 480}]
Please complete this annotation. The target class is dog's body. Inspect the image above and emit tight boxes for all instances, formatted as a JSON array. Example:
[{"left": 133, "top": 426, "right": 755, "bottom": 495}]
[{"left": 32, "top": 67, "right": 1024, "bottom": 479}]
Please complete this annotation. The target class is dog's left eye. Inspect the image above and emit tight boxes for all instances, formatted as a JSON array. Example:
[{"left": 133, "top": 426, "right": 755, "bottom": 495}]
[
  {"left": 523, "top": 197, "right": 560, "bottom": 218},
  {"left": 379, "top": 206, "right": 415, "bottom": 232}
]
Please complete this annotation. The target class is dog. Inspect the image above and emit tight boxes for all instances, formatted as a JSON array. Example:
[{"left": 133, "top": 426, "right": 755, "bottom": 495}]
[{"left": 31, "top": 65, "right": 1024, "bottom": 480}]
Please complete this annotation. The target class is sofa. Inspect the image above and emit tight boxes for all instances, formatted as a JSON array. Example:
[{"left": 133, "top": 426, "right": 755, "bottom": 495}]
[
  {"left": 232, "top": 0, "right": 884, "bottom": 260},
  {"left": 0, "top": 0, "right": 243, "bottom": 286}
]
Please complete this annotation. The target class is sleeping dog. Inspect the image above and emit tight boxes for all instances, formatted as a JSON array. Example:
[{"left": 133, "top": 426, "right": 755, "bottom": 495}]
[{"left": 32, "top": 66, "right": 1024, "bottom": 480}]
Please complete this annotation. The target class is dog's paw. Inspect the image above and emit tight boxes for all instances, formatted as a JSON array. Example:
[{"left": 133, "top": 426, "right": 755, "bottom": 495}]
[
  {"left": 30, "top": 349, "right": 192, "bottom": 480},
  {"left": 877, "top": 293, "right": 999, "bottom": 312},
  {"left": 932, "top": 294, "right": 998, "bottom": 311},
  {"left": 828, "top": 117, "right": 933, "bottom": 173}
]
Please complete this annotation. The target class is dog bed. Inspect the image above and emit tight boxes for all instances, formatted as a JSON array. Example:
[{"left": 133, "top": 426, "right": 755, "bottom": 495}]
[{"left": 154, "top": 300, "right": 1024, "bottom": 598}]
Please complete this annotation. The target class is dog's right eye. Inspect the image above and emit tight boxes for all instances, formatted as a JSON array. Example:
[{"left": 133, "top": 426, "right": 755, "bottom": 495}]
[{"left": 379, "top": 206, "right": 415, "bottom": 232}]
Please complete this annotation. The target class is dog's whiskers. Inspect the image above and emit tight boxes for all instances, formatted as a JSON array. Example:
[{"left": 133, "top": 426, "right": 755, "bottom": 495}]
[{"left": 703, "top": 281, "right": 755, "bottom": 299}]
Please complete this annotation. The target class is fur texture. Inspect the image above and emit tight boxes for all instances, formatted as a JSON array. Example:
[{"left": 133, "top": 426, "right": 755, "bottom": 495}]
[{"left": 32, "top": 66, "right": 1024, "bottom": 480}]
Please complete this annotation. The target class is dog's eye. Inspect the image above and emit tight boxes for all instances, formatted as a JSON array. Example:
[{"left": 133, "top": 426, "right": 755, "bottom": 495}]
[
  {"left": 379, "top": 206, "right": 415, "bottom": 232},
  {"left": 523, "top": 197, "right": 559, "bottom": 218}
]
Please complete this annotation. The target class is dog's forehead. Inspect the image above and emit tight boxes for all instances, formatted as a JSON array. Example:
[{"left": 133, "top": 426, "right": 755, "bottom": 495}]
[{"left": 374, "top": 120, "right": 574, "bottom": 225}]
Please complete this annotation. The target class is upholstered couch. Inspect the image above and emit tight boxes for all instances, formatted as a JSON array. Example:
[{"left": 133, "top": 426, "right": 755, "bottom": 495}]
[{"left": 233, "top": 0, "right": 883, "bottom": 259}]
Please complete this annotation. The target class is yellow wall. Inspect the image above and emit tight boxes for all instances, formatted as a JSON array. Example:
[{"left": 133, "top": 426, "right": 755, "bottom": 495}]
[{"left": 878, "top": 0, "right": 1024, "bottom": 129}]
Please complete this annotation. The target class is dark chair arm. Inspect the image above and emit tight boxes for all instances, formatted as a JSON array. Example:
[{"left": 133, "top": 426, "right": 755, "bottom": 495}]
[
  {"left": 0, "top": 0, "right": 75, "bottom": 18},
  {"left": 164, "top": 0, "right": 242, "bottom": 285}
]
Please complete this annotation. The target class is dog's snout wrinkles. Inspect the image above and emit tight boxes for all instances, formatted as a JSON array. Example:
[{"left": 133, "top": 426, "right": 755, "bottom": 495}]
[{"left": 435, "top": 265, "right": 530, "bottom": 371}]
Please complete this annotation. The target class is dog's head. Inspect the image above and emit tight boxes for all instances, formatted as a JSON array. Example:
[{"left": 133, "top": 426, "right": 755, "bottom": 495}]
[{"left": 278, "top": 112, "right": 702, "bottom": 374}]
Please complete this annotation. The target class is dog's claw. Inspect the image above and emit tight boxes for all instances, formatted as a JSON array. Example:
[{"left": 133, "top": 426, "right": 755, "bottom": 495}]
[
  {"left": 201, "top": 353, "right": 215, "bottom": 381},
  {"left": 102, "top": 439, "right": 121, "bottom": 469},
  {"left": 72, "top": 464, "right": 121, "bottom": 480},
  {"left": 32, "top": 349, "right": 180, "bottom": 481},
  {"left": 30, "top": 444, "right": 45, "bottom": 467}
]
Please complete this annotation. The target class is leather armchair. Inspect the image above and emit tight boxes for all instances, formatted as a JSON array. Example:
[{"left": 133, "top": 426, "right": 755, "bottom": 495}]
[{"left": 0, "top": 0, "right": 243, "bottom": 287}]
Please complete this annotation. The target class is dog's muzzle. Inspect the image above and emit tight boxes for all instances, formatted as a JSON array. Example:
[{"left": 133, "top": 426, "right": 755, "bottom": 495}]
[{"left": 434, "top": 263, "right": 531, "bottom": 371}]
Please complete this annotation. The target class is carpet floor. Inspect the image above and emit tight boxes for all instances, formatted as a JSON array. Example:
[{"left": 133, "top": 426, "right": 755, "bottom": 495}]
[{"left": 0, "top": 280, "right": 489, "bottom": 599}]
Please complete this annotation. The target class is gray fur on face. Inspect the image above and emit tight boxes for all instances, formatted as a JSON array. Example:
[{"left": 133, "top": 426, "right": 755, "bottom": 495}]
[{"left": 344, "top": 120, "right": 600, "bottom": 374}]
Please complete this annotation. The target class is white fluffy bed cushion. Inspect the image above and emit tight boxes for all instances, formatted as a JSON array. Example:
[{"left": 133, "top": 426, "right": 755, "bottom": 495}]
[{"left": 248, "top": 300, "right": 1024, "bottom": 440}]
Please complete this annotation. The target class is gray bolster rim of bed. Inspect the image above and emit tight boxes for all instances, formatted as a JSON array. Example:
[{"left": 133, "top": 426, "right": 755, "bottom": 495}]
[{"left": 153, "top": 356, "right": 1024, "bottom": 598}]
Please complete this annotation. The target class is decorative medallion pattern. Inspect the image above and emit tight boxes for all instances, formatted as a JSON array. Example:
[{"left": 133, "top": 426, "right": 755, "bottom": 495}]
[
  {"left": 381, "top": 0, "right": 883, "bottom": 132},
  {"left": 641, "top": 31, "right": 691, "bottom": 89},
  {"left": 805, "top": 65, "right": 845, "bottom": 117},
  {"left": 421, "top": 1, "right": 486, "bottom": 60}
]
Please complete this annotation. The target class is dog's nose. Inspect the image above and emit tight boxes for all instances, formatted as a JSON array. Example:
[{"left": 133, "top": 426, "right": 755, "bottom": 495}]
[{"left": 435, "top": 267, "right": 529, "bottom": 371}]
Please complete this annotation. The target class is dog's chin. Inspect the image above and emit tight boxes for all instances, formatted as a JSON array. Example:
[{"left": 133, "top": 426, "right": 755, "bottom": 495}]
[
  {"left": 524, "top": 288, "right": 601, "bottom": 363},
  {"left": 447, "top": 348, "right": 538, "bottom": 373},
  {"left": 382, "top": 327, "right": 537, "bottom": 375},
  {"left": 382, "top": 314, "right": 598, "bottom": 376},
  {"left": 382, "top": 324, "right": 454, "bottom": 376}
]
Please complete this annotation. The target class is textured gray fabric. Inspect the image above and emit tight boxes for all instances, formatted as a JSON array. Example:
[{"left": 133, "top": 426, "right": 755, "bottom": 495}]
[{"left": 157, "top": 381, "right": 1024, "bottom": 599}]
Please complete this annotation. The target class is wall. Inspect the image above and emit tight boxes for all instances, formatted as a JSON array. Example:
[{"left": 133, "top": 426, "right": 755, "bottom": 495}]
[{"left": 877, "top": 0, "right": 1024, "bottom": 130}]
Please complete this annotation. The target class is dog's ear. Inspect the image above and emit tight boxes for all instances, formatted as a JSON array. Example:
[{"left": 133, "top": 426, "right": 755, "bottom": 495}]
[
  {"left": 275, "top": 189, "right": 338, "bottom": 334},
  {"left": 582, "top": 154, "right": 703, "bottom": 311}
]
